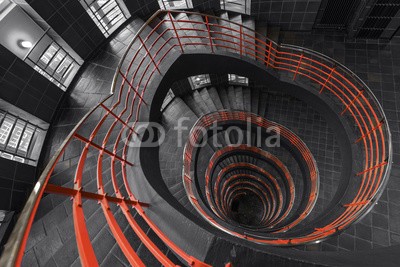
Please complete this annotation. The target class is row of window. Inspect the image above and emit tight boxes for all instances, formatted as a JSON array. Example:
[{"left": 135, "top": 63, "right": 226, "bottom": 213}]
[
  {"left": 4, "top": 0, "right": 250, "bottom": 91},
  {"left": 188, "top": 73, "right": 249, "bottom": 89},
  {"left": 0, "top": 110, "right": 45, "bottom": 165},
  {"left": 81, "top": 0, "right": 130, "bottom": 37},
  {"left": 157, "top": 0, "right": 251, "bottom": 14},
  {"left": 161, "top": 74, "right": 249, "bottom": 110}
]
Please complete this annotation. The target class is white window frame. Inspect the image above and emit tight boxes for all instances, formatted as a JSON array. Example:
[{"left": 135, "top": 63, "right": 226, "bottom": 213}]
[
  {"left": 80, "top": 0, "right": 130, "bottom": 37},
  {"left": 220, "top": 0, "right": 251, "bottom": 15},
  {"left": 0, "top": 110, "right": 46, "bottom": 166},
  {"left": 188, "top": 74, "right": 211, "bottom": 90},
  {"left": 228, "top": 74, "right": 249, "bottom": 86},
  {"left": 158, "top": 0, "right": 193, "bottom": 10}
]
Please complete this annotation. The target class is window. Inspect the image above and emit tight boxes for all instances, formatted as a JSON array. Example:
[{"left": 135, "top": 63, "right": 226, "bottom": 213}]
[
  {"left": 26, "top": 42, "right": 80, "bottom": 91},
  {"left": 188, "top": 74, "right": 211, "bottom": 90},
  {"left": 220, "top": 0, "right": 251, "bottom": 15},
  {"left": 228, "top": 74, "right": 249, "bottom": 85},
  {"left": 81, "top": 0, "right": 130, "bottom": 37},
  {"left": 0, "top": 110, "right": 46, "bottom": 166},
  {"left": 158, "top": 0, "right": 193, "bottom": 10}
]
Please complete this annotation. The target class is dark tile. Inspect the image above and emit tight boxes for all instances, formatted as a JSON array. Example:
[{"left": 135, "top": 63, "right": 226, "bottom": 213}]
[{"left": 372, "top": 227, "right": 390, "bottom": 246}]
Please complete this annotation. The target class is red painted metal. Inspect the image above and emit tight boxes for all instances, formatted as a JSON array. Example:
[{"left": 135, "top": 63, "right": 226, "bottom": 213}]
[
  {"left": 341, "top": 90, "right": 364, "bottom": 115},
  {"left": 3, "top": 9, "right": 389, "bottom": 267},
  {"left": 355, "top": 119, "right": 385, "bottom": 143},
  {"left": 44, "top": 183, "right": 149, "bottom": 207},
  {"left": 168, "top": 12, "right": 184, "bottom": 53},
  {"left": 205, "top": 16, "right": 214, "bottom": 53},
  {"left": 293, "top": 54, "right": 304, "bottom": 80},
  {"left": 74, "top": 133, "right": 134, "bottom": 166}
]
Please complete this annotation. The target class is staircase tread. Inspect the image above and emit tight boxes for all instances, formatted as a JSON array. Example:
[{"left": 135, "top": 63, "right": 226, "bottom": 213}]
[
  {"left": 227, "top": 86, "right": 237, "bottom": 109},
  {"left": 200, "top": 87, "right": 218, "bottom": 112},
  {"left": 207, "top": 87, "right": 224, "bottom": 110},
  {"left": 183, "top": 94, "right": 204, "bottom": 117},
  {"left": 242, "top": 87, "right": 252, "bottom": 112},
  {"left": 218, "top": 87, "right": 231, "bottom": 110},
  {"left": 193, "top": 90, "right": 210, "bottom": 114},
  {"left": 234, "top": 86, "right": 244, "bottom": 111}
]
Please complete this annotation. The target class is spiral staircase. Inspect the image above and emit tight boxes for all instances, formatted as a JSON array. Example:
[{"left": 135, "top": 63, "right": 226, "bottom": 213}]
[{"left": 0, "top": 9, "right": 394, "bottom": 267}]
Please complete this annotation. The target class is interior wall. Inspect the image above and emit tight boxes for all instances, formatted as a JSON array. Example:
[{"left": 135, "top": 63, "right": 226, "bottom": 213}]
[
  {"left": 0, "top": 45, "right": 64, "bottom": 123},
  {"left": 25, "top": 0, "right": 105, "bottom": 60}
]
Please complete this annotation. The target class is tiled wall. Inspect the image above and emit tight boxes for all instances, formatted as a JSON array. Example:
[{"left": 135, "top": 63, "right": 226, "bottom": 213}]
[
  {"left": 25, "top": 0, "right": 105, "bottom": 60},
  {"left": 123, "top": 0, "right": 159, "bottom": 18},
  {"left": 0, "top": 45, "right": 64, "bottom": 123},
  {"left": 251, "top": 0, "right": 322, "bottom": 30},
  {"left": 192, "top": 0, "right": 221, "bottom": 11},
  {"left": 0, "top": 157, "right": 36, "bottom": 211},
  {"left": 280, "top": 31, "right": 400, "bottom": 251}
]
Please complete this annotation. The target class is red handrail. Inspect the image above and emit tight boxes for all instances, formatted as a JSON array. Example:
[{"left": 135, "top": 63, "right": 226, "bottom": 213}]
[{"left": 0, "top": 9, "right": 391, "bottom": 266}]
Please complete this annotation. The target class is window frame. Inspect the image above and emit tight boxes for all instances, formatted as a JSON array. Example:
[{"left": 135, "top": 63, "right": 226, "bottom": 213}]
[
  {"left": 220, "top": 0, "right": 251, "bottom": 15},
  {"left": 0, "top": 110, "right": 46, "bottom": 165},
  {"left": 228, "top": 74, "right": 249, "bottom": 86},
  {"left": 81, "top": 0, "right": 130, "bottom": 37},
  {"left": 158, "top": 0, "right": 193, "bottom": 10},
  {"left": 188, "top": 74, "right": 212, "bottom": 90}
]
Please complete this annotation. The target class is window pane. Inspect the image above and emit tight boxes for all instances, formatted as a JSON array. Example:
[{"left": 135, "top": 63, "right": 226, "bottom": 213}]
[
  {"left": 32, "top": 41, "right": 79, "bottom": 90},
  {"left": 7, "top": 121, "right": 24, "bottom": 150},
  {"left": 48, "top": 50, "right": 66, "bottom": 73},
  {"left": 0, "top": 109, "right": 47, "bottom": 166},
  {"left": 0, "top": 117, "right": 14, "bottom": 145},
  {"left": 40, "top": 44, "right": 59, "bottom": 66},
  {"left": 220, "top": 0, "right": 250, "bottom": 15},
  {"left": 158, "top": 0, "right": 193, "bottom": 9},
  {"left": 228, "top": 74, "right": 249, "bottom": 85},
  {"left": 18, "top": 128, "right": 34, "bottom": 153},
  {"left": 83, "top": 0, "right": 129, "bottom": 37},
  {"left": 189, "top": 74, "right": 211, "bottom": 89},
  {"left": 56, "top": 57, "right": 72, "bottom": 77}
]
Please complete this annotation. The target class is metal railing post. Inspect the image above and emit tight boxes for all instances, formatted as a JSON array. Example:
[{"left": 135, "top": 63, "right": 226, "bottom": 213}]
[
  {"left": 168, "top": 12, "right": 184, "bottom": 53},
  {"left": 240, "top": 25, "right": 243, "bottom": 56},
  {"left": 205, "top": 16, "right": 214, "bottom": 53},
  {"left": 266, "top": 40, "right": 272, "bottom": 68},
  {"left": 138, "top": 36, "right": 161, "bottom": 74},
  {"left": 319, "top": 67, "right": 336, "bottom": 94},
  {"left": 293, "top": 54, "right": 304, "bottom": 80}
]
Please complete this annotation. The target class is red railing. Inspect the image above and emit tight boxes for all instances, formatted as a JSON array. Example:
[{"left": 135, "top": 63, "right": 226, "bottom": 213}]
[
  {"left": 183, "top": 111, "right": 319, "bottom": 240},
  {"left": 206, "top": 145, "right": 295, "bottom": 229},
  {"left": 0, "top": 8, "right": 392, "bottom": 265}
]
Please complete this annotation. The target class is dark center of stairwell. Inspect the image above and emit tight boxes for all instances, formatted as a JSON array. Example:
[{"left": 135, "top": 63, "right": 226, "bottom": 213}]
[{"left": 230, "top": 191, "right": 265, "bottom": 227}]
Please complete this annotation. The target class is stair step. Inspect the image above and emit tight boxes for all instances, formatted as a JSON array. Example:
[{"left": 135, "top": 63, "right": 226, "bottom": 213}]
[
  {"left": 149, "top": 17, "right": 178, "bottom": 53},
  {"left": 206, "top": 13, "right": 227, "bottom": 52},
  {"left": 183, "top": 94, "right": 204, "bottom": 117},
  {"left": 229, "top": 14, "right": 243, "bottom": 55},
  {"left": 200, "top": 87, "right": 218, "bottom": 112},
  {"left": 242, "top": 87, "right": 252, "bottom": 112},
  {"left": 219, "top": 12, "right": 238, "bottom": 53},
  {"left": 187, "top": 13, "right": 212, "bottom": 49},
  {"left": 227, "top": 86, "right": 237, "bottom": 109},
  {"left": 193, "top": 90, "right": 210, "bottom": 114},
  {"left": 207, "top": 87, "right": 224, "bottom": 110},
  {"left": 172, "top": 13, "right": 206, "bottom": 50},
  {"left": 218, "top": 87, "right": 231, "bottom": 109},
  {"left": 255, "top": 26, "right": 267, "bottom": 64},
  {"left": 234, "top": 86, "right": 244, "bottom": 110},
  {"left": 242, "top": 17, "right": 256, "bottom": 59}
]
